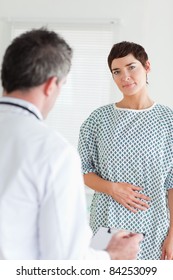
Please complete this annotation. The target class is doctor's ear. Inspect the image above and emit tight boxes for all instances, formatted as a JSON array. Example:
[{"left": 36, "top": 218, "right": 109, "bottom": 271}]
[{"left": 44, "top": 77, "right": 58, "bottom": 96}]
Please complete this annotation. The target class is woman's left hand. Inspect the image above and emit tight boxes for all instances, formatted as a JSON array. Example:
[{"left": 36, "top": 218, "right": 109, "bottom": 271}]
[{"left": 161, "top": 233, "right": 173, "bottom": 260}]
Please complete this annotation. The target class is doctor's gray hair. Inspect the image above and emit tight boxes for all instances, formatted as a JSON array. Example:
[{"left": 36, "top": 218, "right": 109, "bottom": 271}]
[{"left": 1, "top": 28, "right": 72, "bottom": 93}]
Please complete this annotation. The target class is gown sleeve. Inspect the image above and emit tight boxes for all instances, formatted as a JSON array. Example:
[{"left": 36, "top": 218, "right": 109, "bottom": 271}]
[
  {"left": 78, "top": 112, "right": 99, "bottom": 175},
  {"left": 165, "top": 164, "right": 173, "bottom": 190}
]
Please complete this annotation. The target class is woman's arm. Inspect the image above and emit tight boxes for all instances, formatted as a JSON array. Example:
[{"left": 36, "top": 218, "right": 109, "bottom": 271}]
[
  {"left": 84, "top": 172, "right": 151, "bottom": 213},
  {"left": 168, "top": 189, "right": 173, "bottom": 235},
  {"left": 161, "top": 189, "right": 173, "bottom": 260}
]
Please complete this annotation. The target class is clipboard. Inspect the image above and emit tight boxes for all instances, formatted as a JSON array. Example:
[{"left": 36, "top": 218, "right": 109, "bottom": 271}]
[{"left": 90, "top": 227, "right": 118, "bottom": 250}]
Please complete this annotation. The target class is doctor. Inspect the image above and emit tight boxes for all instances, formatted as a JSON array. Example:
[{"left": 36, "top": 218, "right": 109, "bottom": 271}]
[{"left": 0, "top": 28, "right": 142, "bottom": 259}]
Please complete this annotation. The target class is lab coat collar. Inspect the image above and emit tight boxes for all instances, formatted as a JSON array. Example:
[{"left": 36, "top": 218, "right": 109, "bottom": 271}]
[{"left": 0, "top": 96, "right": 43, "bottom": 120}]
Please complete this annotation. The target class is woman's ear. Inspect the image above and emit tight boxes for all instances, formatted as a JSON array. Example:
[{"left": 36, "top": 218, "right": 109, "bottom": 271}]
[{"left": 145, "top": 60, "right": 151, "bottom": 73}]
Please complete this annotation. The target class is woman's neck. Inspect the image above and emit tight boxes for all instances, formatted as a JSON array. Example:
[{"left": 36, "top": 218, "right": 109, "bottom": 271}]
[{"left": 116, "top": 94, "right": 154, "bottom": 110}]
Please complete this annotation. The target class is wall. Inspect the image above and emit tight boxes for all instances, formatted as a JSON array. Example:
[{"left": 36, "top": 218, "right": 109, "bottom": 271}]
[{"left": 0, "top": 0, "right": 173, "bottom": 106}]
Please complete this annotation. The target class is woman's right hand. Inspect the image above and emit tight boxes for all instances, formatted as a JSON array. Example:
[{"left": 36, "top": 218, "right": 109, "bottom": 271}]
[
  {"left": 109, "top": 182, "right": 151, "bottom": 213},
  {"left": 83, "top": 173, "right": 151, "bottom": 213}
]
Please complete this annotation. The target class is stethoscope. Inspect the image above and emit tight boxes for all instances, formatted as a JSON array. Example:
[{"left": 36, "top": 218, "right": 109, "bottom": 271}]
[{"left": 0, "top": 101, "right": 40, "bottom": 120}]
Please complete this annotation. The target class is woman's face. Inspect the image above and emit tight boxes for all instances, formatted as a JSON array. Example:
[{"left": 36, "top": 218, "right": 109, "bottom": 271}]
[{"left": 111, "top": 54, "right": 150, "bottom": 97}]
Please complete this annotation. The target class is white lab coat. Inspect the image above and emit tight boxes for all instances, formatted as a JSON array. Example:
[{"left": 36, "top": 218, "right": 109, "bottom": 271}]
[{"left": 0, "top": 97, "right": 109, "bottom": 260}]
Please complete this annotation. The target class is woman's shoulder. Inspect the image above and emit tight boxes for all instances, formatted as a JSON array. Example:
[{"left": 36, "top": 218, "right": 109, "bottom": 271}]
[
  {"left": 154, "top": 104, "right": 173, "bottom": 129},
  {"left": 81, "top": 104, "right": 114, "bottom": 128},
  {"left": 88, "top": 103, "right": 114, "bottom": 119},
  {"left": 155, "top": 104, "right": 173, "bottom": 118},
  {"left": 81, "top": 103, "right": 114, "bottom": 132}
]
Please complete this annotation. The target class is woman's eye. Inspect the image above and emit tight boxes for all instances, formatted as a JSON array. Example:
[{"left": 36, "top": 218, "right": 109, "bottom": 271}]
[
  {"left": 129, "top": 65, "right": 135, "bottom": 70},
  {"left": 112, "top": 70, "right": 120, "bottom": 75}
]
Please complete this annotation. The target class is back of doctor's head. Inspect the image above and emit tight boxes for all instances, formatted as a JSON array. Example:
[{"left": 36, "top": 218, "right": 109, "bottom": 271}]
[
  {"left": 1, "top": 27, "right": 72, "bottom": 93},
  {"left": 107, "top": 41, "right": 148, "bottom": 71}
]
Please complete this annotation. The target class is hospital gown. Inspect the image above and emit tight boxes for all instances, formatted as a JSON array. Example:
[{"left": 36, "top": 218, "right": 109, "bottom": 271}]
[{"left": 78, "top": 103, "right": 173, "bottom": 259}]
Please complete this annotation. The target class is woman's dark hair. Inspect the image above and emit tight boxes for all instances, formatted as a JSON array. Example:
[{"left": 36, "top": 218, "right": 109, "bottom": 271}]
[{"left": 108, "top": 41, "right": 148, "bottom": 71}]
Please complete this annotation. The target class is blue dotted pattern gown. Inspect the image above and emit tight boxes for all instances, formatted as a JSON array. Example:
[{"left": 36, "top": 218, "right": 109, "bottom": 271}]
[{"left": 78, "top": 103, "right": 173, "bottom": 259}]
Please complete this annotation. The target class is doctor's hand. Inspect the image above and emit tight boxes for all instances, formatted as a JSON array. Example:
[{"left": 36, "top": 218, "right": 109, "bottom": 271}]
[
  {"left": 106, "top": 230, "right": 143, "bottom": 260},
  {"left": 109, "top": 182, "right": 151, "bottom": 213}
]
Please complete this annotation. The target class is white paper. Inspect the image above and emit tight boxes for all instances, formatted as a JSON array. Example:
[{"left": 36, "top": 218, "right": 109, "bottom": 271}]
[{"left": 90, "top": 227, "right": 119, "bottom": 250}]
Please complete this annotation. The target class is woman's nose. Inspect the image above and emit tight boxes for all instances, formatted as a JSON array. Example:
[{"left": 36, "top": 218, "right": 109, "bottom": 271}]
[{"left": 121, "top": 73, "right": 130, "bottom": 81}]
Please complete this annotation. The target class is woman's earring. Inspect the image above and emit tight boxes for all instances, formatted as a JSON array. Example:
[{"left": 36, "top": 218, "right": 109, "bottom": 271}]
[{"left": 146, "top": 74, "right": 149, "bottom": 85}]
